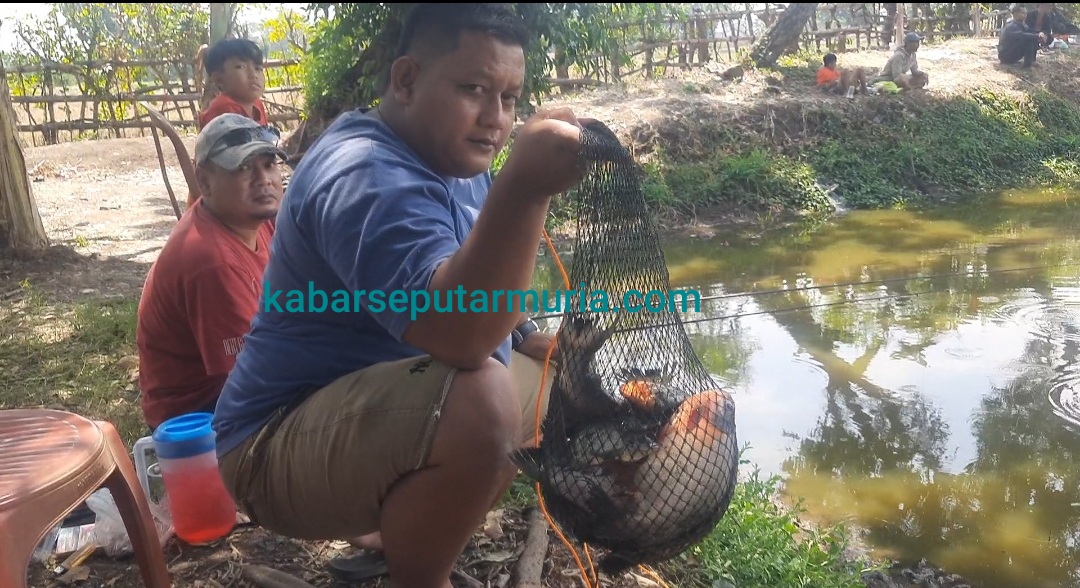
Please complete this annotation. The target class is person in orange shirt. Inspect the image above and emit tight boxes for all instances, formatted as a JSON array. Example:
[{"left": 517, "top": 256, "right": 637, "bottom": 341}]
[
  {"left": 187, "top": 38, "right": 272, "bottom": 209},
  {"left": 816, "top": 53, "right": 867, "bottom": 96}
]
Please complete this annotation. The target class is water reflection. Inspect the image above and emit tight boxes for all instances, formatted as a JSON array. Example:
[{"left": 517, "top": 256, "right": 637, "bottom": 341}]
[{"left": 532, "top": 187, "right": 1080, "bottom": 588}]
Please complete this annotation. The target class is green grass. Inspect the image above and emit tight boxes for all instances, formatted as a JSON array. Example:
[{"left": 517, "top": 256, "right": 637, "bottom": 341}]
[
  {"left": 605, "top": 85, "right": 1080, "bottom": 221},
  {"left": 0, "top": 280, "right": 146, "bottom": 446},
  {"left": 669, "top": 459, "right": 881, "bottom": 588}
]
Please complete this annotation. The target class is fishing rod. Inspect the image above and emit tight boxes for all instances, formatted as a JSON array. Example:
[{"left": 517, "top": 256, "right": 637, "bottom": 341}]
[{"left": 530, "top": 260, "right": 1080, "bottom": 322}]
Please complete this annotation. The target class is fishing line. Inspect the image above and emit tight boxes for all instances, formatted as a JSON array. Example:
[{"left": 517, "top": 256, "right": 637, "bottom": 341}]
[
  {"left": 531, "top": 260, "right": 1080, "bottom": 322},
  {"left": 610, "top": 289, "right": 933, "bottom": 334}
]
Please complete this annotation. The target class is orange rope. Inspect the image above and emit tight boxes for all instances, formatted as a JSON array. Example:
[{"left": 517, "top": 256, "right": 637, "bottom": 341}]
[
  {"left": 530, "top": 227, "right": 595, "bottom": 588},
  {"left": 584, "top": 544, "right": 599, "bottom": 585},
  {"left": 639, "top": 564, "right": 673, "bottom": 588}
]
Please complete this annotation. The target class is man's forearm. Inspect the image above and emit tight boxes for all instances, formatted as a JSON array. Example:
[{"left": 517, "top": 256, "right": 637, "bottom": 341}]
[{"left": 404, "top": 179, "right": 553, "bottom": 369}]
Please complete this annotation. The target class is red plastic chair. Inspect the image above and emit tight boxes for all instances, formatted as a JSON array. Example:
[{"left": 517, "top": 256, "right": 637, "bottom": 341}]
[{"left": 0, "top": 409, "right": 171, "bottom": 587}]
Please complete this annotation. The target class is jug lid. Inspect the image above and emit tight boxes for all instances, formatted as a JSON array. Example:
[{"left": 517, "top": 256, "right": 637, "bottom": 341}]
[{"left": 153, "top": 412, "right": 216, "bottom": 459}]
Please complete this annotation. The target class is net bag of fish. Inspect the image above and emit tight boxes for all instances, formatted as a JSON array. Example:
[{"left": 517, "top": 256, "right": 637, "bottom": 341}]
[{"left": 513, "top": 120, "right": 739, "bottom": 575}]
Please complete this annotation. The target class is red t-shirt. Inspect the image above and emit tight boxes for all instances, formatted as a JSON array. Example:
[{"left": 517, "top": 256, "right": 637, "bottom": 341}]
[
  {"left": 198, "top": 93, "right": 269, "bottom": 130},
  {"left": 816, "top": 66, "right": 841, "bottom": 86},
  {"left": 136, "top": 201, "right": 274, "bottom": 429}
]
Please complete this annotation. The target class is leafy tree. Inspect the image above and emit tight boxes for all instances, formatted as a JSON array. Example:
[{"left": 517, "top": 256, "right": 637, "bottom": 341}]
[{"left": 297, "top": 3, "right": 677, "bottom": 134}]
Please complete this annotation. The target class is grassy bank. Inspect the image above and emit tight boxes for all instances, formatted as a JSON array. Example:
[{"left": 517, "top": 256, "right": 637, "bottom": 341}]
[
  {"left": 0, "top": 281, "right": 877, "bottom": 588},
  {"left": 629, "top": 87, "right": 1080, "bottom": 222},
  {"left": 537, "top": 43, "right": 1080, "bottom": 230}
]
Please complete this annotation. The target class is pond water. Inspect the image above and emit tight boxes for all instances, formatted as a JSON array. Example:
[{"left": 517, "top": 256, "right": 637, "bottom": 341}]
[{"left": 534, "top": 187, "right": 1080, "bottom": 588}]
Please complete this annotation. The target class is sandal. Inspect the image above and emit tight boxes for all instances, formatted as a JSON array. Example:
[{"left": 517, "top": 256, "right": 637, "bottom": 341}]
[{"left": 327, "top": 551, "right": 389, "bottom": 583}]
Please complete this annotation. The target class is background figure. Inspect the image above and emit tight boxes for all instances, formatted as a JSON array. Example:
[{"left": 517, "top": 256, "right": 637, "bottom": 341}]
[
  {"left": 1028, "top": 2, "right": 1062, "bottom": 49},
  {"left": 999, "top": 4, "right": 1041, "bottom": 69},
  {"left": 816, "top": 53, "right": 868, "bottom": 96},
  {"left": 874, "top": 32, "right": 926, "bottom": 86}
]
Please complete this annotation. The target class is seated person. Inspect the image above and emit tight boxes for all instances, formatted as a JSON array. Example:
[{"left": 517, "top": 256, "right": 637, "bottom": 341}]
[
  {"left": 1023, "top": 2, "right": 1058, "bottom": 49},
  {"left": 816, "top": 53, "right": 867, "bottom": 95},
  {"left": 211, "top": 4, "right": 583, "bottom": 587},
  {"left": 187, "top": 38, "right": 271, "bottom": 210},
  {"left": 136, "top": 113, "right": 284, "bottom": 431},
  {"left": 999, "top": 4, "right": 1042, "bottom": 68},
  {"left": 874, "top": 32, "right": 928, "bottom": 90}
]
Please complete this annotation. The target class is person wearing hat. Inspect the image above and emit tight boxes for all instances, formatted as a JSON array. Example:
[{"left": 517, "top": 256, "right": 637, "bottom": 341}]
[
  {"left": 874, "top": 31, "right": 928, "bottom": 90},
  {"left": 135, "top": 113, "right": 285, "bottom": 431},
  {"left": 1001, "top": 4, "right": 1045, "bottom": 68}
]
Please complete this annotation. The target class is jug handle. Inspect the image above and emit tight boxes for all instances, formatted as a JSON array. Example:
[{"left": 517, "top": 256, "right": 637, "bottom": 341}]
[{"left": 132, "top": 436, "right": 154, "bottom": 499}]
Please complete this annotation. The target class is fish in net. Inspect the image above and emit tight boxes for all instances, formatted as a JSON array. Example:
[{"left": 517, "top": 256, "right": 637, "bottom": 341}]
[{"left": 513, "top": 120, "right": 739, "bottom": 576}]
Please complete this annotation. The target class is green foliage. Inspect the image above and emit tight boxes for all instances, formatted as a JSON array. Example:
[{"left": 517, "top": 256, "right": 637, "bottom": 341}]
[
  {"left": 300, "top": 3, "right": 680, "bottom": 121},
  {"left": 803, "top": 90, "right": 1080, "bottom": 208},
  {"left": 675, "top": 457, "right": 876, "bottom": 588},
  {"left": 641, "top": 148, "right": 834, "bottom": 216},
  {"left": 631, "top": 87, "right": 1080, "bottom": 220},
  {"left": 262, "top": 6, "right": 312, "bottom": 89},
  {"left": 4, "top": 3, "right": 208, "bottom": 123}
]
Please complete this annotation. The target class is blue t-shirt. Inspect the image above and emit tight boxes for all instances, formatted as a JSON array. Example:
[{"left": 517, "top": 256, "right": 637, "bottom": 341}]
[{"left": 212, "top": 109, "right": 512, "bottom": 457}]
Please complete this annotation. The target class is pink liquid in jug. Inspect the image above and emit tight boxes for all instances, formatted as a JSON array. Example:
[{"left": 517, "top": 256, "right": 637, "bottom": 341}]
[
  {"left": 153, "top": 412, "right": 236, "bottom": 544},
  {"left": 160, "top": 453, "right": 236, "bottom": 544}
]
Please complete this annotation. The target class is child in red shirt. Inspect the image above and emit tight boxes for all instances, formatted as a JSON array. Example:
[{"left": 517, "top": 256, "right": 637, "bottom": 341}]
[
  {"left": 816, "top": 53, "right": 867, "bottom": 96},
  {"left": 187, "top": 38, "right": 271, "bottom": 208}
]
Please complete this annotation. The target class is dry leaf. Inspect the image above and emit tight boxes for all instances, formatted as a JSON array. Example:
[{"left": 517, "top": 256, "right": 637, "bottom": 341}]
[
  {"left": 478, "top": 550, "right": 515, "bottom": 564},
  {"left": 58, "top": 565, "right": 91, "bottom": 584},
  {"left": 628, "top": 572, "right": 660, "bottom": 587},
  {"left": 483, "top": 509, "right": 505, "bottom": 540}
]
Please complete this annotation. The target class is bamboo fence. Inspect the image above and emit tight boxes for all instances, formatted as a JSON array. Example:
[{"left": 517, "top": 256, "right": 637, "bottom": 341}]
[{"left": 4, "top": 4, "right": 1014, "bottom": 145}]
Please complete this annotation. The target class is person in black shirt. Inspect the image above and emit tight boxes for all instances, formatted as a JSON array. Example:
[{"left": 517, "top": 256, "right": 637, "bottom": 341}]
[
  {"left": 1026, "top": 3, "right": 1057, "bottom": 49},
  {"left": 999, "top": 4, "right": 1042, "bottom": 68}
]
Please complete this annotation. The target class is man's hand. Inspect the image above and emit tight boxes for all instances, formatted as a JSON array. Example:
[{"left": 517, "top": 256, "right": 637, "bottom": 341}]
[
  {"left": 516, "top": 330, "right": 558, "bottom": 363},
  {"left": 496, "top": 108, "right": 587, "bottom": 202}
]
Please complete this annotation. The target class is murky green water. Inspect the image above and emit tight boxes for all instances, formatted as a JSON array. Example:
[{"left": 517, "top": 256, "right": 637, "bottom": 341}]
[{"left": 535, "top": 187, "right": 1080, "bottom": 588}]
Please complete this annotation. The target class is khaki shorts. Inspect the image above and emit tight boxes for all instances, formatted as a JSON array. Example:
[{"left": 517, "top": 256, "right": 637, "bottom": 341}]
[{"left": 218, "top": 350, "right": 553, "bottom": 540}]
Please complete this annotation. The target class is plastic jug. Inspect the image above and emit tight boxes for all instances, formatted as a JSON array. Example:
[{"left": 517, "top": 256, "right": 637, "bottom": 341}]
[
  {"left": 132, "top": 437, "right": 167, "bottom": 507},
  {"left": 136, "top": 412, "right": 236, "bottom": 544}
]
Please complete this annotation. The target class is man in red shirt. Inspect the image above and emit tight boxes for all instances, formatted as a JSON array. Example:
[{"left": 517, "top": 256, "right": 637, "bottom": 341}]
[{"left": 136, "top": 113, "right": 285, "bottom": 430}]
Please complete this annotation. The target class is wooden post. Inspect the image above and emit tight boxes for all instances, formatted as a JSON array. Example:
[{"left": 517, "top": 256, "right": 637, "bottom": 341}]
[
  {"left": 894, "top": 3, "right": 906, "bottom": 49},
  {"left": 200, "top": 3, "right": 237, "bottom": 111},
  {"left": 0, "top": 55, "right": 50, "bottom": 257},
  {"left": 973, "top": 3, "right": 982, "bottom": 37}
]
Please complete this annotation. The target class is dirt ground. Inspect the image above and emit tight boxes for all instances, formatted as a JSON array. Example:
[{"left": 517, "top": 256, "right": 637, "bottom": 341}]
[{"left": 8, "top": 37, "right": 1079, "bottom": 588}]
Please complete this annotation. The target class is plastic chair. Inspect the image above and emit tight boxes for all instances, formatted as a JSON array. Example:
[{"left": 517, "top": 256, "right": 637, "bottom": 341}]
[{"left": 0, "top": 409, "right": 171, "bottom": 588}]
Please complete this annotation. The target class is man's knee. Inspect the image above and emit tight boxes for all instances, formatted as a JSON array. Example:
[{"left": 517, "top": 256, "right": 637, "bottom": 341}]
[{"left": 434, "top": 358, "right": 522, "bottom": 464}]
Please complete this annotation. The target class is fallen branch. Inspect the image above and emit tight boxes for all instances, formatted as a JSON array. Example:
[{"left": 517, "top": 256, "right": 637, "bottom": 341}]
[
  {"left": 514, "top": 507, "right": 550, "bottom": 588},
  {"left": 452, "top": 568, "right": 485, "bottom": 588},
  {"left": 240, "top": 564, "right": 315, "bottom": 588}
]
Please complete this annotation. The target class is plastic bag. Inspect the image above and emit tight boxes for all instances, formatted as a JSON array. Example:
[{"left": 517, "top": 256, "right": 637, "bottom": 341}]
[{"left": 86, "top": 488, "right": 174, "bottom": 557}]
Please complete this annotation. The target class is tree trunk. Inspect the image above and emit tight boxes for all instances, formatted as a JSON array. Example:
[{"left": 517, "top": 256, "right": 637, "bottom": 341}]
[
  {"left": 0, "top": 57, "right": 49, "bottom": 257},
  {"left": 882, "top": 3, "right": 898, "bottom": 47},
  {"left": 200, "top": 3, "right": 237, "bottom": 111},
  {"left": 749, "top": 3, "right": 819, "bottom": 68}
]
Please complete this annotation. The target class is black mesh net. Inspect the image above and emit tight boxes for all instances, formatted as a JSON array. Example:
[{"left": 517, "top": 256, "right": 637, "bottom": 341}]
[{"left": 512, "top": 120, "right": 739, "bottom": 576}]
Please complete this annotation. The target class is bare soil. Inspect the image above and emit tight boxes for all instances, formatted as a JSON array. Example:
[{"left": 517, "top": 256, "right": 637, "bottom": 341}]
[{"left": 9, "top": 37, "right": 1079, "bottom": 588}]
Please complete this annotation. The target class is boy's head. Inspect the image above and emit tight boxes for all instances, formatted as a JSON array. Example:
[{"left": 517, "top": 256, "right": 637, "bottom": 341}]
[
  {"left": 204, "top": 38, "right": 265, "bottom": 105},
  {"left": 1010, "top": 4, "right": 1028, "bottom": 21},
  {"left": 823, "top": 53, "right": 838, "bottom": 69}
]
